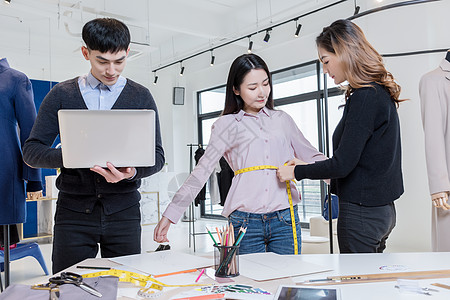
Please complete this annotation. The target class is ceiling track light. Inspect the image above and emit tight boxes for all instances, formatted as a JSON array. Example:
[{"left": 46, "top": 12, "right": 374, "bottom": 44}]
[
  {"left": 153, "top": 72, "right": 158, "bottom": 85},
  {"left": 179, "top": 62, "right": 185, "bottom": 76},
  {"left": 263, "top": 29, "right": 271, "bottom": 43},
  {"left": 210, "top": 50, "right": 215, "bottom": 66},
  {"left": 294, "top": 19, "right": 302, "bottom": 37},
  {"left": 153, "top": 1, "right": 376, "bottom": 75},
  {"left": 248, "top": 37, "right": 253, "bottom": 53}
]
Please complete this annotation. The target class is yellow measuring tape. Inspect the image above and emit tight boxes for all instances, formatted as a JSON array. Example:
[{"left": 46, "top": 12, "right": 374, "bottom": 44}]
[
  {"left": 234, "top": 165, "right": 299, "bottom": 255},
  {"left": 82, "top": 269, "right": 209, "bottom": 298}
]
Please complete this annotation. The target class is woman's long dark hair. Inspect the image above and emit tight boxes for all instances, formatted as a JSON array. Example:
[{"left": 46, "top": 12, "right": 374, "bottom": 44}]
[{"left": 222, "top": 53, "right": 274, "bottom": 115}]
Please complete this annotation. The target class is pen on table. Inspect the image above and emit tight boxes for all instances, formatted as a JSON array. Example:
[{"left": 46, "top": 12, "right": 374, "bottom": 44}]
[
  {"left": 206, "top": 227, "right": 219, "bottom": 246},
  {"left": 195, "top": 268, "right": 205, "bottom": 282},
  {"left": 76, "top": 266, "right": 111, "bottom": 270}
]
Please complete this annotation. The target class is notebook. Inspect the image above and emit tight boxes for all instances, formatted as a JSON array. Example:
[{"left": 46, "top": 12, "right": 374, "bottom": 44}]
[{"left": 58, "top": 109, "right": 155, "bottom": 168}]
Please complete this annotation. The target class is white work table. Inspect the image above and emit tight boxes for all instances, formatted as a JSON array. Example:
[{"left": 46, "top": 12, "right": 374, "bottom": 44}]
[{"left": 62, "top": 251, "right": 450, "bottom": 299}]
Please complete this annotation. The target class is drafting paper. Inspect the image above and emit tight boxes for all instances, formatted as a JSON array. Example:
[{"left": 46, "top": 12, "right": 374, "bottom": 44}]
[
  {"left": 239, "top": 253, "right": 331, "bottom": 281},
  {"left": 109, "top": 250, "right": 213, "bottom": 276}
]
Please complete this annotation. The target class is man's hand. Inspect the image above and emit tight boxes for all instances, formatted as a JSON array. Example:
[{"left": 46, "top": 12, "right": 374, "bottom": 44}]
[
  {"left": 90, "top": 162, "right": 136, "bottom": 183},
  {"left": 431, "top": 192, "right": 450, "bottom": 210},
  {"left": 154, "top": 216, "right": 172, "bottom": 243}
]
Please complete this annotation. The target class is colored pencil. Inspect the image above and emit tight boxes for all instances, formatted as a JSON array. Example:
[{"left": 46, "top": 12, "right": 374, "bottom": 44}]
[
  {"left": 195, "top": 268, "right": 205, "bottom": 282},
  {"left": 205, "top": 227, "right": 218, "bottom": 246}
]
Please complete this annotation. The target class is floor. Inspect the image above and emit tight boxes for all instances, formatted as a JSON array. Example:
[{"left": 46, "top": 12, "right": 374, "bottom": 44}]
[{"left": 1, "top": 218, "right": 228, "bottom": 288}]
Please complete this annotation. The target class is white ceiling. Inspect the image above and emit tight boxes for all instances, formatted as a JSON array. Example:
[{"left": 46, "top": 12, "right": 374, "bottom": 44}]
[{"left": 0, "top": 0, "right": 337, "bottom": 70}]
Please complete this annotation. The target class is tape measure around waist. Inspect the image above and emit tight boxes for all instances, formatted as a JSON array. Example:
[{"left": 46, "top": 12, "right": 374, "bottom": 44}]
[
  {"left": 82, "top": 269, "right": 209, "bottom": 298},
  {"left": 234, "top": 165, "right": 278, "bottom": 175},
  {"left": 234, "top": 165, "right": 299, "bottom": 255}
]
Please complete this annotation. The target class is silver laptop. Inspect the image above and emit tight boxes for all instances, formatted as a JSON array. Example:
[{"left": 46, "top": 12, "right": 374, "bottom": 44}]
[{"left": 58, "top": 109, "right": 155, "bottom": 168}]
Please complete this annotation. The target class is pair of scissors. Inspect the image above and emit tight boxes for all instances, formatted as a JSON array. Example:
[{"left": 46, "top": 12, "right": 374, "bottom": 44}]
[{"left": 49, "top": 272, "right": 102, "bottom": 298}]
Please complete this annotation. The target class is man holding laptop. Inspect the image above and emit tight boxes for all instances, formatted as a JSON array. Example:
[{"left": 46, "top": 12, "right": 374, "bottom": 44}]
[{"left": 23, "top": 18, "right": 165, "bottom": 273}]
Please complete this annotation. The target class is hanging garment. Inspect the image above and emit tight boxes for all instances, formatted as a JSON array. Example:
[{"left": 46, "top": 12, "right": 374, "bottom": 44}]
[
  {"left": 0, "top": 58, "right": 42, "bottom": 225},
  {"left": 194, "top": 147, "right": 206, "bottom": 206},
  {"left": 217, "top": 157, "right": 234, "bottom": 206},
  {"left": 209, "top": 162, "right": 221, "bottom": 205},
  {"left": 0, "top": 225, "right": 20, "bottom": 247}
]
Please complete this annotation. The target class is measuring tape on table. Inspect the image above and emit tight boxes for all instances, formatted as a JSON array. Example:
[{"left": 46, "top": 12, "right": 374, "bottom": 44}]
[
  {"left": 234, "top": 164, "right": 299, "bottom": 255},
  {"left": 82, "top": 269, "right": 209, "bottom": 298}
]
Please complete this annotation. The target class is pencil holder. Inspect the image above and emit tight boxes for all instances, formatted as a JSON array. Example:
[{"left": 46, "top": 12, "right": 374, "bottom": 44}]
[{"left": 213, "top": 244, "right": 240, "bottom": 278}]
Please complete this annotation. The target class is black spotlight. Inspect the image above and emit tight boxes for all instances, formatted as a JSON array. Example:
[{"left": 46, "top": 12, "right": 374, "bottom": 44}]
[
  {"left": 263, "top": 29, "right": 271, "bottom": 43},
  {"left": 210, "top": 51, "right": 215, "bottom": 66},
  {"left": 248, "top": 39, "right": 253, "bottom": 53},
  {"left": 294, "top": 23, "right": 302, "bottom": 37},
  {"left": 5, "top": 0, "right": 11, "bottom": 4},
  {"left": 353, "top": 0, "right": 360, "bottom": 15}
]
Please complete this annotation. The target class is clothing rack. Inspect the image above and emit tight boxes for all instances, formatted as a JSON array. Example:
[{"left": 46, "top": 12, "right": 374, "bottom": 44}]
[
  {"left": 186, "top": 143, "right": 209, "bottom": 252},
  {"left": 323, "top": 73, "right": 334, "bottom": 254},
  {"left": 1, "top": 225, "right": 11, "bottom": 291}
]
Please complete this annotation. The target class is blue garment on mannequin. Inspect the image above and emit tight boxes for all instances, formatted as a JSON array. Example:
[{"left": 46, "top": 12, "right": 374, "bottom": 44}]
[{"left": 0, "top": 58, "right": 42, "bottom": 225}]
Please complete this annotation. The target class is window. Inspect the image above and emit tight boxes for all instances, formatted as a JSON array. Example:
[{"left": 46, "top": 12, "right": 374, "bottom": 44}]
[
  {"left": 198, "top": 87, "right": 225, "bottom": 114},
  {"left": 196, "top": 61, "right": 343, "bottom": 225}
]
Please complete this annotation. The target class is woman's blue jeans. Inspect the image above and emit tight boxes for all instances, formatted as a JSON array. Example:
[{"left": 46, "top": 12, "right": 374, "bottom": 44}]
[{"left": 228, "top": 205, "right": 301, "bottom": 255}]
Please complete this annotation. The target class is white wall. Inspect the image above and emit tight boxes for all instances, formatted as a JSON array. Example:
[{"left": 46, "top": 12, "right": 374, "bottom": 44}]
[
  {"left": 149, "top": 1, "right": 450, "bottom": 253},
  {"left": 3, "top": 0, "right": 449, "bottom": 252}
]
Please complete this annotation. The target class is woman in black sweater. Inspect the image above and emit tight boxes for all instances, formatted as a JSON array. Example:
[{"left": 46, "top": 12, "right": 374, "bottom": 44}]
[{"left": 277, "top": 19, "right": 404, "bottom": 253}]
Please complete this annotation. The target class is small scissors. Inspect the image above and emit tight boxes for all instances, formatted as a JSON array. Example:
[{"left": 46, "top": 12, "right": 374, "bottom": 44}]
[{"left": 49, "top": 272, "right": 102, "bottom": 298}]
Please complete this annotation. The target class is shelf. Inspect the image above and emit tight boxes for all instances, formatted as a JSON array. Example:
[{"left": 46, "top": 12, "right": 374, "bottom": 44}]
[
  {"left": 26, "top": 197, "right": 57, "bottom": 202},
  {"left": 21, "top": 232, "right": 52, "bottom": 241}
]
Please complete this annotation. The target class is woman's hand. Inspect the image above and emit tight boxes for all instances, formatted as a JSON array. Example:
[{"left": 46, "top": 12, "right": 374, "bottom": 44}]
[
  {"left": 154, "top": 216, "right": 173, "bottom": 243},
  {"left": 286, "top": 158, "right": 307, "bottom": 166},
  {"left": 277, "top": 165, "right": 296, "bottom": 182}
]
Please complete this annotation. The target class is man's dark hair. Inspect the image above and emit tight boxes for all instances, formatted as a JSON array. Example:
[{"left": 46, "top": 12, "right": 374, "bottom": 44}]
[{"left": 82, "top": 18, "right": 130, "bottom": 53}]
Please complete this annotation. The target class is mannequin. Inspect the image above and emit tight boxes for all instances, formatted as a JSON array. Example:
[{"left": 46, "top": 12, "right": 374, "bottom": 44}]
[
  {"left": 419, "top": 50, "right": 450, "bottom": 251},
  {"left": 0, "top": 57, "right": 43, "bottom": 287}
]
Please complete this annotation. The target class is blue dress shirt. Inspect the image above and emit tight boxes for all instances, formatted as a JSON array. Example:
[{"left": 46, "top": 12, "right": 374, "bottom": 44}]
[{"left": 78, "top": 73, "right": 126, "bottom": 110}]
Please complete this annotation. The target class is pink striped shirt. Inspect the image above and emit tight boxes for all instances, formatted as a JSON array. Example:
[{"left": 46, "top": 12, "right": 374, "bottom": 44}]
[{"left": 163, "top": 107, "right": 327, "bottom": 223}]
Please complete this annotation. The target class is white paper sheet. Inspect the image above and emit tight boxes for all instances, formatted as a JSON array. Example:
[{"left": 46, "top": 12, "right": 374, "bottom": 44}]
[
  {"left": 239, "top": 252, "right": 332, "bottom": 281},
  {"left": 109, "top": 250, "right": 213, "bottom": 276}
]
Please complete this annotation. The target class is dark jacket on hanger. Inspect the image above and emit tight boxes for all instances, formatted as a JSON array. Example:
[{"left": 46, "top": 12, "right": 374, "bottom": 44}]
[
  {"left": 194, "top": 147, "right": 206, "bottom": 206},
  {"left": 217, "top": 157, "right": 234, "bottom": 206}
]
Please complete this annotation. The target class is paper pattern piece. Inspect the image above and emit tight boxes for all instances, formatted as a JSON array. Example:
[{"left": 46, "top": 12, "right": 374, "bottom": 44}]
[
  {"left": 239, "top": 253, "right": 331, "bottom": 281},
  {"left": 109, "top": 250, "right": 213, "bottom": 276}
]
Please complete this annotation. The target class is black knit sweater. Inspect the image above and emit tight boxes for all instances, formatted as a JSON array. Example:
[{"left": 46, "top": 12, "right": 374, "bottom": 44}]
[
  {"left": 23, "top": 77, "right": 165, "bottom": 214},
  {"left": 294, "top": 83, "right": 403, "bottom": 206}
]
